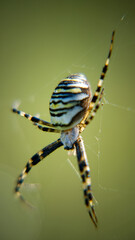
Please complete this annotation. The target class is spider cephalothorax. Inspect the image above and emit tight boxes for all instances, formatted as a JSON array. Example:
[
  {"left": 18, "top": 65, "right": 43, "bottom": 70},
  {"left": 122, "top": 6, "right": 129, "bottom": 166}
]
[{"left": 12, "top": 31, "right": 115, "bottom": 227}]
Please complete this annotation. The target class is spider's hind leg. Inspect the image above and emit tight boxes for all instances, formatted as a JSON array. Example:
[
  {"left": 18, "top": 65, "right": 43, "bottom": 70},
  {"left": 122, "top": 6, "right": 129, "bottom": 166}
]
[
  {"left": 75, "top": 136, "right": 97, "bottom": 227},
  {"left": 15, "top": 138, "right": 63, "bottom": 207}
]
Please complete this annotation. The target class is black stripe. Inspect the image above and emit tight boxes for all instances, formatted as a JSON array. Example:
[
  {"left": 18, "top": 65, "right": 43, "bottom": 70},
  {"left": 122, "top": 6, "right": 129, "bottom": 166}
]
[
  {"left": 87, "top": 185, "right": 92, "bottom": 191},
  {"left": 25, "top": 162, "right": 32, "bottom": 173},
  {"left": 42, "top": 139, "right": 63, "bottom": 158},
  {"left": 92, "top": 95, "right": 98, "bottom": 103},
  {"left": 96, "top": 86, "right": 101, "bottom": 92},
  {"left": 102, "top": 64, "right": 108, "bottom": 74},
  {"left": 65, "top": 74, "right": 87, "bottom": 80},
  {"left": 54, "top": 87, "right": 89, "bottom": 95},
  {"left": 52, "top": 108, "right": 85, "bottom": 127},
  {"left": 50, "top": 99, "right": 82, "bottom": 105},
  {"left": 87, "top": 193, "right": 93, "bottom": 201},
  {"left": 51, "top": 92, "right": 87, "bottom": 98},
  {"left": 31, "top": 116, "right": 40, "bottom": 123},
  {"left": 17, "top": 177, "right": 24, "bottom": 185},
  {"left": 85, "top": 198, "right": 89, "bottom": 207},
  {"left": 25, "top": 113, "right": 30, "bottom": 118},
  {"left": 79, "top": 160, "right": 86, "bottom": 172},
  {"left": 52, "top": 92, "right": 76, "bottom": 97},
  {"left": 49, "top": 105, "right": 78, "bottom": 112},
  {"left": 81, "top": 174, "right": 85, "bottom": 182},
  {"left": 31, "top": 153, "right": 41, "bottom": 165},
  {"left": 50, "top": 111, "right": 67, "bottom": 117},
  {"left": 15, "top": 186, "right": 20, "bottom": 192},
  {"left": 55, "top": 86, "right": 81, "bottom": 90},
  {"left": 84, "top": 189, "right": 87, "bottom": 196},
  {"left": 58, "top": 80, "right": 86, "bottom": 86},
  {"left": 12, "top": 108, "right": 18, "bottom": 113},
  {"left": 100, "top": 73, "right": 105, "bottom": 80}
]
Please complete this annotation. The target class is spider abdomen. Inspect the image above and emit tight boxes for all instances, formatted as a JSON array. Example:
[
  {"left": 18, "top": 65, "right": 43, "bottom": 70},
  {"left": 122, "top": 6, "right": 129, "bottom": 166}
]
[{"left": 49, "top": 74, "right": 91, "bottom": 129}]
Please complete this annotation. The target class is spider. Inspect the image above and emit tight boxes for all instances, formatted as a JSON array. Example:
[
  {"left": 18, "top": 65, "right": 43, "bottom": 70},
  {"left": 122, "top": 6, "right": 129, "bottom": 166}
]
[{"left": 12, "top": 31, "right": 115, "bottom": 227}]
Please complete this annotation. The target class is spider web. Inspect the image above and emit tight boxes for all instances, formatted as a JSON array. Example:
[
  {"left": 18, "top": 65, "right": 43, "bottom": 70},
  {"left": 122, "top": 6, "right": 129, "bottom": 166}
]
[
  {"left": 12, "top": 14, "right": 135, "bottom": 209},
  {"left": 66, "top": 98, "right": 135, "bottom": 209},
  {"left": 58, "top": 15, "right": 135, "bottom": 205}
]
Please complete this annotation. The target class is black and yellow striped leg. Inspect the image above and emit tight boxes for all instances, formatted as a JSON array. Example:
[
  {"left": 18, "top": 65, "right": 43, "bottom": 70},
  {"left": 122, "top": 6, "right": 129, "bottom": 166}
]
[
  {"left": 12, "top": 107, "right": 55, "bottom": 129},
  {"left": 33, "top": 122, "right": 60, "bottom": 133},
  {"left": 84, "top": 88, "right": 104, "bottom": 126},
  {"left": 15, "top": 138, "right": 63, "bottom": 206},
  {"left": 87, "top": 31, "right": 115, "bottom": 116},
  {"left": 75, "top": 136, "right": 97, "bottom": 227}
]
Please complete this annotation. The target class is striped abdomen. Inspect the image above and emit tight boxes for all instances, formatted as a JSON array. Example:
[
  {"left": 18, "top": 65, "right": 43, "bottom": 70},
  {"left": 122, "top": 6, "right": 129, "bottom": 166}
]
[{"left": 49, "top": 74, "right": 91, "bottom": 129}]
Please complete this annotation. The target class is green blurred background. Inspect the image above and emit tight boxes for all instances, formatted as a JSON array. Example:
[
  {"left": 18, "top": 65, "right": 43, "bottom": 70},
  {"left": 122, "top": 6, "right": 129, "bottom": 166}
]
[{"left": 1, "top": 0, "right": 135, "bottom": 239}]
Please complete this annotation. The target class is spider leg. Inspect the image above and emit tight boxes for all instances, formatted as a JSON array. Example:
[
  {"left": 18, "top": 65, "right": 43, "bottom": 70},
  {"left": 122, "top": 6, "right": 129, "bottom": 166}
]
[
  {"left": 15, "top": 138, "right": 63, "bottom": 207},
  {"left": 90, "top": 31, "right": 115, "bottom": 109},
  {"left": 84, "top": 88, "right": 104, "bottom": 126},
  {"left": 12, "top": 107, "right": 60, "bottom": 131},
  {"left": 75, "top": 136, "right": 97, "bottom": 227},
  {"left": 83, "top": 31, "right": 115, "bottom": 125},
  {"left": 33, "top": 122, "right": 60, "bottom": 133}
]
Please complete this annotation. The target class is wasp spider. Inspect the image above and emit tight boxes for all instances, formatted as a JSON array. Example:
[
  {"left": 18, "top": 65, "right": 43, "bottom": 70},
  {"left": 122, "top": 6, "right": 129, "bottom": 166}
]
[{"left": 12, "top": 31, "right": 115, "bottom": 227}]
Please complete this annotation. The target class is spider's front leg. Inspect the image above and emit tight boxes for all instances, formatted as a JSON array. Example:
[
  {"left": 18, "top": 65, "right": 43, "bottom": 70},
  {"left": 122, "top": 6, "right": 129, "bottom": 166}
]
[
  {"left": 83, "top": 88, "right": 104, "bottom": 127},
  {"left": 12, "top": 104, "right": 56, "bottom": 130},
  {"left": 33, "top": 122, "right": 60, "bottom": 133},
  {"left": 83, "top": 30, "right": 115, "bottom": 127},
  {"left": 89, "top": 31, "right": 115, "bottom": 110},
  {"left": 75, "top": 136, "right": 97, "bottom": 227}
]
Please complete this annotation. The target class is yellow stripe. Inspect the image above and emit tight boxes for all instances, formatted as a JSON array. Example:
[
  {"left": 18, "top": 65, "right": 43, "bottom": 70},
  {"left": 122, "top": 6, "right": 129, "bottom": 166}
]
[
  {"left": 63, "top": 78, "right": 85, "bottom": 82},
  {"left": 98, "top": 79, "right": 103, "bottom": 87},
  {"left": 38, "top": 150, "right": 44, "bottom": 156},
  {"left": 106, "top": 58, "right": 109, "bottom": 65},
  {"left": 54, "top": 87, "right": 82, "bottom": 93},
  {"left": 89, "top": 102, "right": 94, "bottom": 109},
  {"left": 94, "top": 92, "right": 98, "bottom": 97},
  {"left": 50, "top": 101, "right": 76, "bottom": 109}
]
